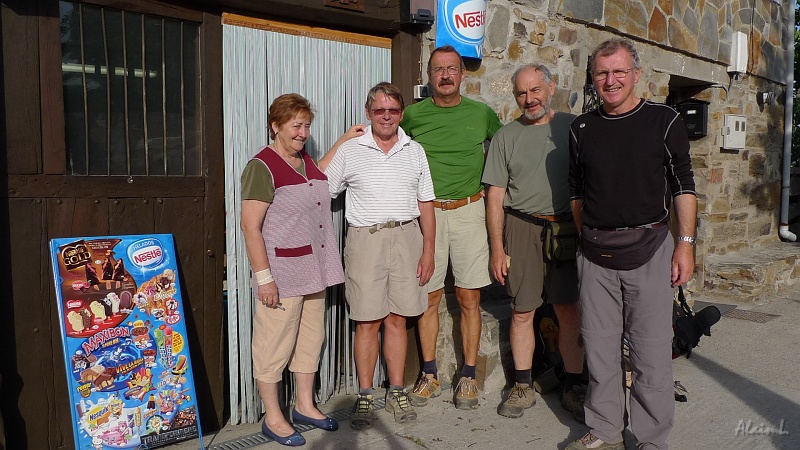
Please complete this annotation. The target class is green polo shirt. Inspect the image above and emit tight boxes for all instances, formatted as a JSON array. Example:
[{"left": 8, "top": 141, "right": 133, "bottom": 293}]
[{"left": 401, "top": 97, "right": 502, "bottom": 199}]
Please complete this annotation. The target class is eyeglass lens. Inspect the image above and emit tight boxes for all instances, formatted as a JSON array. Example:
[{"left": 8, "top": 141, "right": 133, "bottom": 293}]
[
  {"left": 594, "top": 68, "right": 632, "bottom": 81},
  {"left": 371, "top": 108, "right": 401, "bottom": 116}
]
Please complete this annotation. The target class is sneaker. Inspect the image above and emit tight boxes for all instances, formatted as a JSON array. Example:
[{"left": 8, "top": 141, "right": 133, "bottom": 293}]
[
  {"left": 562, "top": 384, "right": 587, "bottom": 423},
  {"left": 453, "top": 376, "right": 479, "bottom": 410},
  {"left": 566, "top": 432, "right": 625, "bottom": 450},
  {"left": 350, "top": 394, "right": 373, "bottom": 430},
  {"left": 409, "top": 372, "right": 441, "bottom": 407},
  {"left": 497, "top": 382, "right": 536, "bottom": 418},
  {"left": 386, "top": 389, "right": 417, "bottom": 423}
]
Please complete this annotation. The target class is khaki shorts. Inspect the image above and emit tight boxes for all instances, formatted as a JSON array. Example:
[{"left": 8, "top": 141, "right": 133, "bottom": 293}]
[
  {"left": 252, "top": 290, "right": 326, "bottom": 383},
  {"left": 504, "top": 213, "right": 579, "bottom": 312},
  {"left": 344, "top": 220, "right": 428, "bottom": 321},
  {"left": 429, "top": 198, "right": 491, "bottom": 292}
]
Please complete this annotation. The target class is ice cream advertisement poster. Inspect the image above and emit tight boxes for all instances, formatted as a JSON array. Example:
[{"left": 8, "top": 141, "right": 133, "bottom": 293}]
[{"left": 50, "top": 234, "right": 202, "bottom": 449}]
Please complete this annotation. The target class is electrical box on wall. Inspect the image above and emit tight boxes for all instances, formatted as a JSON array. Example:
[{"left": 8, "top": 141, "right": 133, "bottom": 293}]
[
  {"left": 676, "top": 99, "right": 709, "bottom": 137},
  {"left": 722, "top": 114, "right": 747, "bottom": 150},
  {"left": 728, "top": 31, "right": 748, "bottom": 73},
  {"left": 400, "top": 0, "right": 435, "bottom": 25}
]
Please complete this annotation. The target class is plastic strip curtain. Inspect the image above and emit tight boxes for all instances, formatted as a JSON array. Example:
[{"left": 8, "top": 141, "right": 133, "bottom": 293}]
[
  {"left": 223, "top": 24, "right": 268, "bottom": 425},
  {"left": 223, "top": 20, "right": 390, "bottom": 424}
]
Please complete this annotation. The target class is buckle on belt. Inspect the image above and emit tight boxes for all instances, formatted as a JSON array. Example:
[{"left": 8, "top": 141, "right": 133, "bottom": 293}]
[{"left": 368, "top": 219, "right": 413, "bottom": 234}]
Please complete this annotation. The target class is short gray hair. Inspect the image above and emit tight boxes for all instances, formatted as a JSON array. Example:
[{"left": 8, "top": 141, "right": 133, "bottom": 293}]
[
  {"left": 589, "top": 38, "right": 642, "bottom": 73},
  {"left": 364, "top": 82, "right": 405, "bottom": 111},
  {"left": 511, "top": 63, "right": 554, "bottom": 91}
]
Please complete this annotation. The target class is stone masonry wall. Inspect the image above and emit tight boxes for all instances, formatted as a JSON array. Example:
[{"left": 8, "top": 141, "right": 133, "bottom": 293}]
[{"left": 418, "top": 0, "right": 790, "bottom": 291}]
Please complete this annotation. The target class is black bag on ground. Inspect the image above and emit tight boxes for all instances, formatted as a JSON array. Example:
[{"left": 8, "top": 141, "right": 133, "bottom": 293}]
[
  {"left": 672, "top": 286, "right": 722, "bottom": 359},
  {"left": 580, "top": 225, "right": 668, "bottom": 270}
]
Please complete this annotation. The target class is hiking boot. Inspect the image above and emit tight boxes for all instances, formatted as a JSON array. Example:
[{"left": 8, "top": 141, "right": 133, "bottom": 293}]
[
  {"left": 386, "top": 389, "right": 417, "bottom": 423},
  {"left": 453, "top": 376, "right": 479, "bottom": 410},
  {"left": 409, "top": 372, "right": 441, "bottom": 407},
  {"left": 562, "top": 384, "right": 587, "bottom": 423},
  {"left": 350, "top": 394, "right": 373, "bottom": 430},
  {"left": 497, "top": 382, "right": 536, "bottom": 418},
  {"left": 566, "top": 432, "right": 625, "bottom": 450}
]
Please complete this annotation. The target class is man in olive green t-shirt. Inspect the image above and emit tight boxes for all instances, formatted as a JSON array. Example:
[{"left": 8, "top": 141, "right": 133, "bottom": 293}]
[
  {"left": 400, "top": 45, "right": 502, "bottom": 411},
  {"left": 482, "top": 63, "right": 585, "bottom": 423}
]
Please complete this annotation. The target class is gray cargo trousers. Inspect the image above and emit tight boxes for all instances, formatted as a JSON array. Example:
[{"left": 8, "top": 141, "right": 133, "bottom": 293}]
[{"left": 577, "top": 233, "right": 676, "bottom": 449}]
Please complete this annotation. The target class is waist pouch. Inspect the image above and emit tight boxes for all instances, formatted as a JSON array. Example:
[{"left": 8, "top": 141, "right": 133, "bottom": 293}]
[
  {"left": 544, "top": 220, "right": 580, "bottom": 262},
  {"left": 580, "top": 225, "right": 668, "bottom": 270},
  {"left": 505, "top": 208, "right": 579, "bottom": 262}
]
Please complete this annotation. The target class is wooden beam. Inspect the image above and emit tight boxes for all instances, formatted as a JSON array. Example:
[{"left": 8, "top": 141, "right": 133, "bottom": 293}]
[
  {"left": 392, "top": 30, "right": 422, "bottom": 107},
  {"left": 201, "top": 0, "right": 400, "bottom": 36},
  {"left": 39, "top": 0, "right": 66, "bottom": 175},
  {"left": 2, "top": 0, "right": 42, "bottom": 175},
  {"left": 6, "top": 174, "right": 206, "bottom": 198},
  {"left": 198, "top": 10, "right": 227, "bottom": 429},
  {"left": 223, "top": 13, "right": 391, "bottom": 48}
]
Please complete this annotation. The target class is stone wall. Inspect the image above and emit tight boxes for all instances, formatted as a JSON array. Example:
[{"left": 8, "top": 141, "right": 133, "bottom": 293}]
[{"left": 419, "top": 0, "right": 791, "bottom": 291}]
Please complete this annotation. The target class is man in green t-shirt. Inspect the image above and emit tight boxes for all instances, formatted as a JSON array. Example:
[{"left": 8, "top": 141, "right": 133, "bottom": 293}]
[
  {"left": 482, "top": 63, "right": 585, "bottom": 423},
  {"left": 400, "top": 45, "right": 502, "bottom": 411}
]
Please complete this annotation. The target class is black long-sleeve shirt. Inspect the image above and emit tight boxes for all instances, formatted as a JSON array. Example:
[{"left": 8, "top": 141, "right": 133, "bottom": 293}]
[{"left": 569, "top": 99, "right": 696, "bottom": 228}]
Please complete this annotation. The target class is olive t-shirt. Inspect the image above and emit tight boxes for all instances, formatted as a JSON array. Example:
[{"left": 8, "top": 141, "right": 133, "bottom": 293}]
[
  {"left": 240, "top": 156, "right": 306, "bottom": 203},
  {"left": 482, "top": 112, "right": 576, "bottom": 216}
]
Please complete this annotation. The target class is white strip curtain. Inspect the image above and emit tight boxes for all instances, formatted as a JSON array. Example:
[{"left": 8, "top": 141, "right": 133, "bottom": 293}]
[{"left": 223, "top": 20, "right": 391, "bottom": 424}]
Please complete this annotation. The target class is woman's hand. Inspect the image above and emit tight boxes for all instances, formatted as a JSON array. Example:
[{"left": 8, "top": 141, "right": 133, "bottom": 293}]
[
  {"left": 342, "top": 124, "right": 366, "bottom": 140},
  {"left": 257, "top": 281, "right": 281, "bottom": 309}
]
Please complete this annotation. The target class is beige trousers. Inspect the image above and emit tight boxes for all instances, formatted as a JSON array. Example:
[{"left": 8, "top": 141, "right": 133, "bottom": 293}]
[{"left": 251, "top": 290, "right": 326, "bottom": 383}]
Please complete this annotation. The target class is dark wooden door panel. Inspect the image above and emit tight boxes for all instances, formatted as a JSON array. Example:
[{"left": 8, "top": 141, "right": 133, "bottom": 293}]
[
  {"left": 108, "top": 197, "right": 156, "bottom": 235},
  {"left": 2, "top": 199, "right": 71, "bottom": 449},
  {"left": 46, "top": 198, "right": 111, "bottom": 238},
  {"left": 153, "top": 196, "right": 223, "bottom": 429}
]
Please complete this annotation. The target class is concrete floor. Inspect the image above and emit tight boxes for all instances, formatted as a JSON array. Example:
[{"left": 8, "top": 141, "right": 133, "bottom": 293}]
[{"left": 165, "top": 284, "right": 800, "bottom": 450}]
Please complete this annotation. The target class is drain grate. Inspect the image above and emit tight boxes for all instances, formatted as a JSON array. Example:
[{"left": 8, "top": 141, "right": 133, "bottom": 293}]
[
  {"left": 724, "top": 309, "right": 780, "bottom": 323},
  {"left": 209, "top": 398, "right": 386, "bottom": 449}
]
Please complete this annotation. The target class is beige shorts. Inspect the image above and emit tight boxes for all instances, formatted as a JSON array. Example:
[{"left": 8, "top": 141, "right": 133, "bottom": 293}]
[
  {"left": 344, "top": 220, "right": 428, "bottom": 321},
  {"left": 251, "top": 290, "right": 326, "bottom": 383},
  {"left": 429, "top": 198, "right": 491, "bottom": 292}
]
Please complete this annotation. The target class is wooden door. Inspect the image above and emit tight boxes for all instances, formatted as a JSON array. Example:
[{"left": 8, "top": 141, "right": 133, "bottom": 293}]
[{"left": 0, "top": 1, "right": 225, "bottom": 448}]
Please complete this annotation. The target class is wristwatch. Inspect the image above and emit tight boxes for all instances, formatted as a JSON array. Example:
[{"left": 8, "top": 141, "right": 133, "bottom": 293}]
[{"left": 677, "top": 235, "right": 696, "bottom": 247}]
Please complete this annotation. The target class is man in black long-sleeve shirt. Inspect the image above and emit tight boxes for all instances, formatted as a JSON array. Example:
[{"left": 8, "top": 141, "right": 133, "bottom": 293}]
[{"left": 567, "top": 38, "right": 697, "bottom": 450}]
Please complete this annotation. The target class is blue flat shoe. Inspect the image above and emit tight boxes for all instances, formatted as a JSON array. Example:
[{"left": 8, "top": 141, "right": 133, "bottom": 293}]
[
  {"left": 261, "top": 419, "right": 305, "bottom": 446},
  {"left": 291, "top": 407, "right": 339, "bottom": 431}
]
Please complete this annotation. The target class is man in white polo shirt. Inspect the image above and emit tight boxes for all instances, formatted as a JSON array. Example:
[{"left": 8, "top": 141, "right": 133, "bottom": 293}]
[{"left": 320, "top": 82, "right": 436, "bottom": 430}]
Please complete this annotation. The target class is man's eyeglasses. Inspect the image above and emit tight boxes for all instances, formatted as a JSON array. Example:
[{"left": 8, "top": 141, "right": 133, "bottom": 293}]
[
  {"left": 593, "top": 67, "right": 635, "bottom": 81},
  {"left": 431, "top": 66, "right": 462, "bottom": 76},
  {"left": 371, "top": 108, "right": 402, "bottom": 116}
]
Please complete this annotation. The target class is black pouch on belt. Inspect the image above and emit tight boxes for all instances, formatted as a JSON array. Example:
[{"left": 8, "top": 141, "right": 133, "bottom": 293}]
[{"left": 580, "top": 225, "right": 668, "bottom": 270}]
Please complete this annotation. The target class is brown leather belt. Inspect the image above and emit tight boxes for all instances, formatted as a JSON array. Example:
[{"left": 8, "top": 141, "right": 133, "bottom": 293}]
[
  {"left": 532, "top": 214, "right": 560, "bottom": 222},
  {"left": 433, "top": 192, "right": 483, "bottom": 211},
  {"left": 505, "top": 208, "right": 570, "bottom": 227}
]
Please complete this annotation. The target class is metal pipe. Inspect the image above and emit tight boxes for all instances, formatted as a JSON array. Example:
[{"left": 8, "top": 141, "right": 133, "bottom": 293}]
[{"left": 780, "top": 3, "right": 797, "bottom": 241}]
